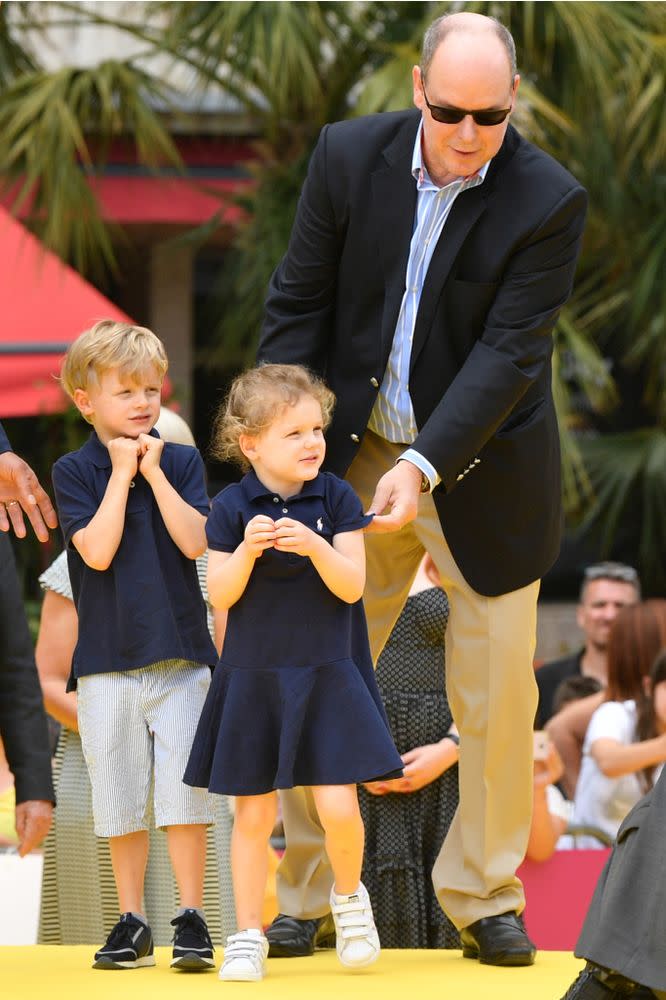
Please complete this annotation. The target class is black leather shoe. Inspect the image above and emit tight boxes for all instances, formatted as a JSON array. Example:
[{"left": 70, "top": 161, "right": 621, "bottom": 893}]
[
  {"left": 560, "top": 963, "right": 657, "bottom": 999},
  {"left": 265, "top": 912, "right": 336, "bottom": 958},
  {"left": 460, "top": 911, "right": 536, "bottom": 966}
]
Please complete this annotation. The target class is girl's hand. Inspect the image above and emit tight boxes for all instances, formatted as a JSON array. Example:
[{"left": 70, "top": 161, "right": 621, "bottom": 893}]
[
  {"left": 107, "top": 437, "right": 141, "bottom": 481},
  {"left": 273, "top": 517, "right": 316, "bottom": 556},
  {"left": 137, "top": 433, "right": 164, "bottom": 481},
  {"left": 362, "top": 778, "right": 404, "bottom": 796},
  {"left": 244, "top": 515, "right": 276, "bottom": 557}
]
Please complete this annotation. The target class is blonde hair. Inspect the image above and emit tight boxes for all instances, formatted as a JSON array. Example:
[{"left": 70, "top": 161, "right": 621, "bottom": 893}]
[
  {"left": 60, "top": 320, "right": 168, "bottom": 401},
  {"left": 212, "top": 364, "right": 335, "bottom": 471}
]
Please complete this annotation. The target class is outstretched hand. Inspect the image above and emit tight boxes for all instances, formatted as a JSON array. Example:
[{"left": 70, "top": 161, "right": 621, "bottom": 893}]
[
  {"left": 364, "top": 460, "right": 422, "bottom": 534},
  {"left": 0, "top": 452, "right": 58, "bottom": 541}
]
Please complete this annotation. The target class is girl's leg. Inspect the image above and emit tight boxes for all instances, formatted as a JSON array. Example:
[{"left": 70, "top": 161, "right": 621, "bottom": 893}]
[
  {"left": 232, "top": 792, "right": 278, "bottom": 929},
  {"left": 311, "top": 784, "right": 364, "bottom": 894},
  {"left": 311, "top": 784, "right": 380, "bottom": 968},
  {"left": 109, "top": 830, "right": 150, "bottom": 913},
  {"left": 166, "top": 823, "right": 207, "bottom": 908}
]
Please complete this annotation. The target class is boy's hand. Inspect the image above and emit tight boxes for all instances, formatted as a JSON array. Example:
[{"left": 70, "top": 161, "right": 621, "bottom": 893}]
[
  {"left": 244, "top": 515, "right": 276, "bottom": 558},
  {"left": 137, "top": 433, "right": 164, "bottom": 482},
  {"left": 273, "top": 517, "right": 316, "bottom": 557},
  {"left": 107, "top": 437, "right": 141, "bottom": 481}
]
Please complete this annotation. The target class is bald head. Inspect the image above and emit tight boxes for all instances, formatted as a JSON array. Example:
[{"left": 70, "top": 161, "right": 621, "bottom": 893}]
[{"left": 421, "top": 12, "right": 516, "bottom": 83}]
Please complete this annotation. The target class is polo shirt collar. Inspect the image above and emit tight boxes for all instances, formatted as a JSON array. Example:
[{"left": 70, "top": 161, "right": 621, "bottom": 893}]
[
  {"left": 240, "top": 468, "right": 327, "bottom": 503},
  {"left": 82, "top": 427, "right": 161, "bottom": 468}
]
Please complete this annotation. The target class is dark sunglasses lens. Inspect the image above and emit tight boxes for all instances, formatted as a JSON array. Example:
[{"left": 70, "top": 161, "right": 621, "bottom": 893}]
[
  {"left": 431, "top": 107, "right": 465, "bottom": 124},
  {"left": 473, "top": 109, "right": 509, "bottom": 126},
  {"left": 430, "top": 106, "right": 509, "bottom": 126}
]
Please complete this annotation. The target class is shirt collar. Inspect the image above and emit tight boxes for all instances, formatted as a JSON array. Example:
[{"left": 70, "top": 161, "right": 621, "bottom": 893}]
[
  {"left": 82, "top": 427, "right": 161, "bottom": 469},
  {"left": 411, "top": 119, "right": 491, "bottom": 191},
  {"left": 240, "top": 468, "right": 327, "bottom": 503}
]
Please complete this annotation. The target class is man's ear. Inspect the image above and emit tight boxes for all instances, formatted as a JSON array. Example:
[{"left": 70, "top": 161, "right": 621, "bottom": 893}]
[
  {"left": 412, "top": 64, "right": 425, "bottom": 111},
  {"left": 73, "top": 387, "right": 94, "bottom": 419},
  {"left": 239, "top": 433, "right": 257, "bottom": 462}
]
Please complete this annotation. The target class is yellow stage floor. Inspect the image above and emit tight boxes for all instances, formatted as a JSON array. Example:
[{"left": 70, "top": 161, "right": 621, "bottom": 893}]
[{"left": 3, "top": 946, "right": 583, "bottom": 1000}]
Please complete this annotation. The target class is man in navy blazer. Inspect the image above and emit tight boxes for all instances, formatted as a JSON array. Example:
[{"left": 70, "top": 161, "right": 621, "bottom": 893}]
[
  {"left": 259, "top": 12, "right": 587, "bottom": 965},
  {"left": 0, "top": 421, "right": 56, "bottom": 854}
]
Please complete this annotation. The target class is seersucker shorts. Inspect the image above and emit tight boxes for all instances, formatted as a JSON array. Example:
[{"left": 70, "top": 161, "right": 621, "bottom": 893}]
[{"left": 77, "top": 660, "right": 214, "bottom": 837}]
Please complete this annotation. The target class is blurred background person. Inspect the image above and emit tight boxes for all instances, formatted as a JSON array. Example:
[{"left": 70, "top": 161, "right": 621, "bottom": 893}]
[
  {"left": 359, "top": 555, "right": 460, "bottom": 949},
  {"left": 563, "top": 601, "right": 666, "bottom": 848},
  {"left": 536, "top": 562, "right": 640, "bottom": 729}
]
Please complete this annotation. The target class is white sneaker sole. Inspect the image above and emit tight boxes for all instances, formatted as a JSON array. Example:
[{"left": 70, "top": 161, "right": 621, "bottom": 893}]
[
  {"left": 219, "top": 966, "right": 265, "bottom": 982},
  {"left": 337, "top": 945, "right": 380, "bottom": 970}
]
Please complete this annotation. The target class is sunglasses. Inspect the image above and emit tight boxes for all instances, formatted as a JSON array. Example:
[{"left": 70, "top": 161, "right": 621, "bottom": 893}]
[{"left": 421, "top": 75, "right": 512, "bottom": 127}]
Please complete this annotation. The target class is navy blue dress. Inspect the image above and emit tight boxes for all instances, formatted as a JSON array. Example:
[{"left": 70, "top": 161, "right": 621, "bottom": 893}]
[{"left": 184, "top": 470, "right": 403, "bottom": 795}]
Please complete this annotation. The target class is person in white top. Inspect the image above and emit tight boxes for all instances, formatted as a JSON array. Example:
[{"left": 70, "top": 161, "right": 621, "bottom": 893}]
[{"left": 569, "top": 600, "right": 666, "bottom": 848}]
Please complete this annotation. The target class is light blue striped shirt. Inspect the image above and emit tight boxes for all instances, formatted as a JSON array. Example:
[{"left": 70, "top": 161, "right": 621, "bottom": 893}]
[{"left": 368, "top": 121, "right": 490, "bottom": 489}]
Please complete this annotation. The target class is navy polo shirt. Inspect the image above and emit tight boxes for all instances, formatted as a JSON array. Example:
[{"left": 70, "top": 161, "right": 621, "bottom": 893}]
[
  {"left": 207, "top": 469, "right": 374, "bottom": 671},
  {"left": 52, "top": 430, "right": 217, "bottom": 690}
]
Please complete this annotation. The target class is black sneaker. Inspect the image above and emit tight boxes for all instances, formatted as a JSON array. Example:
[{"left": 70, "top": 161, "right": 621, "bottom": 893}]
[
  {"left": 170, "top": 909, "right": 215, "bottom": 971},
  {"left": 93, "top": 913, "right": 155, "bottom": 970}
]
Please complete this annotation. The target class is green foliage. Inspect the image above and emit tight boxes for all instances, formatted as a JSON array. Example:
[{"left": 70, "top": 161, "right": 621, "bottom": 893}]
[{"left": 1, "top": 0, "right": 665, "bottom": 587}]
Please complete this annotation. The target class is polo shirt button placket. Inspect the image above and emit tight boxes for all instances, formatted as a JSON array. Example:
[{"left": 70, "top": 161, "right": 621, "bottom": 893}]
[{"left": 282, "top": 507, "right": 288, "bottom": 514}]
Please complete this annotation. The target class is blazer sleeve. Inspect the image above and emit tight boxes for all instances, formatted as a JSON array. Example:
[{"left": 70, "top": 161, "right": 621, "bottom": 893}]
[
  {"left": 414, "top": 184, "right": 588, "bottom": 491},
  {"left": 0, "top": 422, "right": 11, "bottom": 454},
  {"left": 259, "top": 124, "right": 341, "bottom": 372},
  {"left": 0, "top": 533, "right": 55, "bottom": 804}
]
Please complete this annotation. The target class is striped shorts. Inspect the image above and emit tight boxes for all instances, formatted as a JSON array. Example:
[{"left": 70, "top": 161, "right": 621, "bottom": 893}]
[{"left": 77, "top": 660, "right": 214, "bottom": 838}]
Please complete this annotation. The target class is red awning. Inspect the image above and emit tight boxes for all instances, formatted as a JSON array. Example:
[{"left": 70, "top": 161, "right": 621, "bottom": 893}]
[{"left": 0, "top": 206, "right": 133, "bottom": 417}]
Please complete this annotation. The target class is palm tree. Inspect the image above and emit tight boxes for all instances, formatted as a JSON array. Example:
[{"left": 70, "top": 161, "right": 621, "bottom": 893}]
[{"left": 1, "top": 1, "right": 664, "bottom": 586}]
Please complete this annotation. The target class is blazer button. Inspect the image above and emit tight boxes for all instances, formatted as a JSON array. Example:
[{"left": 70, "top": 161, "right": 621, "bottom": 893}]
[
  {"left": 370, "top": 377, "right": 379, "bottom": 388},
  {"left": 350, "top": 433, "right": 360, "bottom": 443}
]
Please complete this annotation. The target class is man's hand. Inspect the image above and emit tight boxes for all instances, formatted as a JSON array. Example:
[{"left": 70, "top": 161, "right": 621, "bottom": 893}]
[
  {"left": 0, "top": 452, "right": 58, "bottom": 541},
  {"left": 15, "top": 799, "right": 53, "bottom": 857},
  {"left": 365, "top": 460, "right": 422, "bottom": 534}
]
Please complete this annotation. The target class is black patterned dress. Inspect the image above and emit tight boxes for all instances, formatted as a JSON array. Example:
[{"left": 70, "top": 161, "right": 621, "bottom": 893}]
[{"left": 359, "top": 586, "right": 460, "bottom": 949}]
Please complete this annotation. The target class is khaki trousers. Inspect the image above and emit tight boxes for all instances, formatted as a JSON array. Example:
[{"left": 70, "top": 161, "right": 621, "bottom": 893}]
[{"left": 277, "top": 429, "right": 539, "bottom": 929}]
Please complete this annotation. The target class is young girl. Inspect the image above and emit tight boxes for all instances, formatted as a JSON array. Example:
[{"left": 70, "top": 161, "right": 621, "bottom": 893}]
[{"left": 184, "top": 364, "right": 403, "bottom": 982}]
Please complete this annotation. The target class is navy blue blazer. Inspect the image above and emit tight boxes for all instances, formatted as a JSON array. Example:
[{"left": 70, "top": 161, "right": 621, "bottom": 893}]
[{"left": 259, "top": 112, "right": 588, "bottom": 596}]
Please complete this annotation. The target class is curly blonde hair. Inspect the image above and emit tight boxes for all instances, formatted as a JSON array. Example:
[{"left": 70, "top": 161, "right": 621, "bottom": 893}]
[
  {"left": 60, "top": 320, "right": 168, "bottom": 403},
  {"left": 212, "top": 364, "right": 335, "bottom": 470}
]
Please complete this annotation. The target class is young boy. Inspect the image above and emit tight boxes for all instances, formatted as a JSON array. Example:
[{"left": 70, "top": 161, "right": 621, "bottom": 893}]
[{"left": 52, "top": 321, "right": 218, "bottom": 971}]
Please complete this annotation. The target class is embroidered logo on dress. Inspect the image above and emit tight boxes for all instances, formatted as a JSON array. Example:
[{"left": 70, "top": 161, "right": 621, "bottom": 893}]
[{"left": 316, "top": 517, "right": 323, "bottom": 532}]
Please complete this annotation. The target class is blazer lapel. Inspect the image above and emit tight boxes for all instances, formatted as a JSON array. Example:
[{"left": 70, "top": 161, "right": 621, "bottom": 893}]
[
  {"left": 409, "top": 183, "right": 488, "bottom": 373},
  {"left": 408, "top": 127, "right": 521, "bottom": 372},
  {"left": 371, "top": 115, "right": 419, "bottom": 363}
]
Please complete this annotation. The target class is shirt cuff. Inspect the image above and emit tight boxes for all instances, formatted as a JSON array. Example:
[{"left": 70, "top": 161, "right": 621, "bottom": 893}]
[{"left": 397, "top": 449, "right": 441, "bottom": 493}]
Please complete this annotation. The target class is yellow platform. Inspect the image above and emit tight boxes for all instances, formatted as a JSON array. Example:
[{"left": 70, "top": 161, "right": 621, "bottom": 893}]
[{"left": 2, "top": 946, "right": 583, "bottom": 1000}]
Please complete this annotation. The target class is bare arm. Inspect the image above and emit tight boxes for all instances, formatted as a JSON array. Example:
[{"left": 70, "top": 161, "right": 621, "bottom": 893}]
[
  {"left": 35, "top": 591, "right": 78, "bottom": 732},
  {"left": 207, "top": 515, "right": 276, "bottom": 609},
  {"left": 591, "top": 733, "right": 666, "bottom": 778},
  {"left": 545, "top": 691, "right": 604, "bottom": 798},
  {"left": 274, "top": 518, "right": 365, "bottom": 603},
  {"left": 138, "top": 434, "right": 207, "bottom": 559},
  {"left": 71, "top": 438, "right": 138, "bottom": 570},
  {"left": 526, "top": 744, "right": 568, "bottom": 862},
  {"left": 526, "top": 783, "right": 568, "bottom": 862}
]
